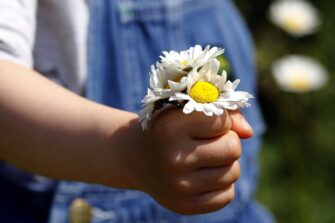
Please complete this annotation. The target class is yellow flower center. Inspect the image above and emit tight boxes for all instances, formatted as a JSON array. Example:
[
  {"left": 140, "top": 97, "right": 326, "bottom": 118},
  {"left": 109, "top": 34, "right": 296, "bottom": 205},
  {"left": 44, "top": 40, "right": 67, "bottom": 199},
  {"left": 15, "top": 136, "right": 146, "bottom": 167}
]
[
  {"left": 189, "top": 81, "right": 219, "bottom": 103},
  {"left": 181, "top": 60, "right": 188, "bottom": 66},
  {"left": 289, "top": 74, "right": 311, "bottom": 91},
  {"left": 283, "top": 17, "right": 303, "bottom": 33}
]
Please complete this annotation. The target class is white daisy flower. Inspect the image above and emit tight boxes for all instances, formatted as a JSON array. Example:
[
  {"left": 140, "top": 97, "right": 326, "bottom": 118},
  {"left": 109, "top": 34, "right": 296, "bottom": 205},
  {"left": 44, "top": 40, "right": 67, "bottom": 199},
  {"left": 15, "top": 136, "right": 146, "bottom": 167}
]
[
  {"left": 272, "top": 55, "right": 328, "bottom": 93},
  {"left": 139, "top": 64, "right": 188, "bottom": 129},
  {"left": 160, "top": 45, "right": 224, "bottom": 71},
  {"left": 149, "top": 63, "right": 188, "bottom": 98},
  {"left": 139, "top": 89, "right": 157, "bottom": 130},
  {"left": 269, "top": 0, "right": 321, "bottom": 37},
  {"left": 169, "top": 60, "right": 253, "bottom": 116}
]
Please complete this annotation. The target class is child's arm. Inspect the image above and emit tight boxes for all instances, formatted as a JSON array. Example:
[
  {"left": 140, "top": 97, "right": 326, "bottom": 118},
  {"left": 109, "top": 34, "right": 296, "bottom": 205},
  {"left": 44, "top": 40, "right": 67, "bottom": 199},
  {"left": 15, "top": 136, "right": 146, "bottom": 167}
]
[
  {"left": 0, "top": 60, "right": 135, "bottom": 186},
  {"left": 0, "top": 60, "right": 139, "bottom": 188},
  {"left": 0, "top": 60, "right": 253, "bottom": 214}
]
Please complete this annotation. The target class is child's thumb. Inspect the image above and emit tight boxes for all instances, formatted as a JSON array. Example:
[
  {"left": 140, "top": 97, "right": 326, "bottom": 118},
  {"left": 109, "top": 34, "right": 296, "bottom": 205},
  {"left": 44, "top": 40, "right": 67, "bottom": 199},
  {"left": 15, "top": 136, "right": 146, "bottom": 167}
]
[{"left": 228, "top": 110, "right": 253, "bottom": 139}]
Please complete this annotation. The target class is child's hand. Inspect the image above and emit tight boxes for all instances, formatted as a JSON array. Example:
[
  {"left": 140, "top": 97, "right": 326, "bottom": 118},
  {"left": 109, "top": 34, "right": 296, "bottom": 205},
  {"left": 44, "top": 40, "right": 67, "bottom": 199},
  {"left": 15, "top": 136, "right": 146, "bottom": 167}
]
[{"left": 129, "top": 109, "right": 253, "bottom": 215}]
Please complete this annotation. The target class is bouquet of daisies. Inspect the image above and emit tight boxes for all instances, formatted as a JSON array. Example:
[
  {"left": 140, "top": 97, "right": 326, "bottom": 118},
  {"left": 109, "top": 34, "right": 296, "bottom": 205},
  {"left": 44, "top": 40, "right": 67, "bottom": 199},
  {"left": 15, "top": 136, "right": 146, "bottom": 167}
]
[{"left": 139, "top": 45, "right": 253, "bottom": 130}]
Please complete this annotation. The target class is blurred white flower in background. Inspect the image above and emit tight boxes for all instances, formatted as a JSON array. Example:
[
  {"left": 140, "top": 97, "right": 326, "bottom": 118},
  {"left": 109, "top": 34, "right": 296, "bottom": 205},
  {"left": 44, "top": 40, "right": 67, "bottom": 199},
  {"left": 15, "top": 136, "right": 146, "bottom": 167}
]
[
  {"left": 269, "top": 0, "right": 321, "bottom": 37},
  {"left": 272, "top": 55, "right": 328, "bottom": 93}
]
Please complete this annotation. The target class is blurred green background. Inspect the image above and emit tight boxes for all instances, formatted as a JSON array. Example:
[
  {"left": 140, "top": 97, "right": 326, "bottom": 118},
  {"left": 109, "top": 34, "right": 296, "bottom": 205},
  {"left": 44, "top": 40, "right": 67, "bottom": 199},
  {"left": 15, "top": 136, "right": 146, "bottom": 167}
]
[{"left": 235, "top": 0, "right": 335, "bottom": 222}]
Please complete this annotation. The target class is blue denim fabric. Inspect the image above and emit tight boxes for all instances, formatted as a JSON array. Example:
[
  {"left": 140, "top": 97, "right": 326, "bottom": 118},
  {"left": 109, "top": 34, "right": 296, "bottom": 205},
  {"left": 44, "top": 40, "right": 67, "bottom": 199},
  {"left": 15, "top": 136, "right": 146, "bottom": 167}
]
[
  {"left": 0, "top": 161, "right": 57, "bottom": 223},
  {"left": 0, "top": 169, "right": 55, "bottom": 223},
  {"left": 48, "top": 0, "right": 272, "bottom": 222}
]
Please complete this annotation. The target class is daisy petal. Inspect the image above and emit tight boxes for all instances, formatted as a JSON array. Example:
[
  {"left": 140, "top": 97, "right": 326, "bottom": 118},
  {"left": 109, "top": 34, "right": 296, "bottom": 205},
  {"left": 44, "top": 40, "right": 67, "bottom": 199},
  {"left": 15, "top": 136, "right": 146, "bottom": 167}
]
[
  {"left": 224, "top": 80, "right": 233, "bottom": 91},
  {"left": 195, "top": 103, "right": 204, "bottom": 112},
  {"left": 169, "top": 92, "right": 192, "bottom": 101},
  {"left": 203, "top": 104, "right": 214, "bottom": 116},
  {"left": 183, "top": 101, "right": 196, "bottom": 114},
  {"left": 210, "top": 104, "right": 223, "bottom": 116},
  {"left": 232, "top": 79, "right": 241, "bottom": 90}
]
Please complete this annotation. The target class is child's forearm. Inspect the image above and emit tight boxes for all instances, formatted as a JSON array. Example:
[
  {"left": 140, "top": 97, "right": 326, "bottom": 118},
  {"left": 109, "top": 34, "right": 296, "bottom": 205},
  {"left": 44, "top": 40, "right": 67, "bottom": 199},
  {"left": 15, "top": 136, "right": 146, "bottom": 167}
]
[{"left": 0, "top": 60, "right": 139, "bottom": 188}]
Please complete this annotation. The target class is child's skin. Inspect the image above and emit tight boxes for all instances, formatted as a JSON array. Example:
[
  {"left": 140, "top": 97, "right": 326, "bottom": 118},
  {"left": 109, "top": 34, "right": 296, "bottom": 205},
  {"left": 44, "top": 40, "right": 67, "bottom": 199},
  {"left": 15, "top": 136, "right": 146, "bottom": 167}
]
[{"left": 0, "top": 60, "right": 253, "bottom": 215}]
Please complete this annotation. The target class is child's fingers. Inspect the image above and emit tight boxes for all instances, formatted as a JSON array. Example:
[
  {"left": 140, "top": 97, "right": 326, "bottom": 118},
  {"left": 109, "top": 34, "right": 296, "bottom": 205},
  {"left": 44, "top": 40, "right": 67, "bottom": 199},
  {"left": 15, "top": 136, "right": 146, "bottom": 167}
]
[
  {"left": 190, "top": 130, "right": 241, "bottom": 168},
  {"left": 182, "top": 110, "right": 232, "bottom": 139}
]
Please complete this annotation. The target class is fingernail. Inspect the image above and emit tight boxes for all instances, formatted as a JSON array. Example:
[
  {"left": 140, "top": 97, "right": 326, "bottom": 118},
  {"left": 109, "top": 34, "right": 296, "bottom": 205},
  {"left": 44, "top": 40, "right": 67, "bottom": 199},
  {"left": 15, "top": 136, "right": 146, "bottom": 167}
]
[{"left": 241, "top": 117, "right": 252, "bottom": 132}]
